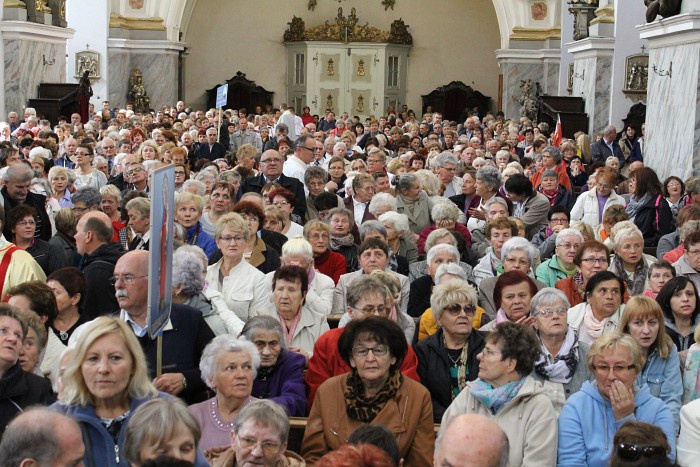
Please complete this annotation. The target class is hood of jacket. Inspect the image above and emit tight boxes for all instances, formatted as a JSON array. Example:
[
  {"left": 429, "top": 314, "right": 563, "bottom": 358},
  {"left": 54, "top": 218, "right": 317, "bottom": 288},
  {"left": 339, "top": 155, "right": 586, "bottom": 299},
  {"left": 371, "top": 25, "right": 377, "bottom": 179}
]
[{"left": 82, "top": 241, "right": 125, "bottom": 267}]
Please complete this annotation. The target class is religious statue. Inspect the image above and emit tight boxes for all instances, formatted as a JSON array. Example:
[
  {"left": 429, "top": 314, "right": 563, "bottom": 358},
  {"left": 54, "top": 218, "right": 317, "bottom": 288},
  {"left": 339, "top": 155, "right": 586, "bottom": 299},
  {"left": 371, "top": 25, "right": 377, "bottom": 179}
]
[
  {"left": 336, "top": 7, "right": 358, "bottom": 43},
  {"left": 644, "top": 0, "right": 682, "bottom": 23},
  {"left": 284, "top": 16, "right": 305, "bottom": 42},
  {"left": 568, "top": 0, "right": 598, "bottom": 41},
  {"left": 357, "top": 59, "right": 365, "bottom": 76},
  {"left": 627, "top": 63, "right": 648, "bottom": 91},
  {"left": 129, "top": 68, "right": 151, "bottom": 113},
  {"left": 327, "top": 58, "right": 335, "bottom": 77},
  {"left": 356, "top": 95, "right": 365, "bottom": 113},
  {"left": 518, "top": 79, "right": 538, "bottom": 122},
  {"left": 388, "top": 19, "right": 412, "bottom": 45},
  {"left": 326, "top": 94, "right": 334, "bottom": 113},
  {"left": 77, "top": 70, "right": 93, "bottom": 124}
]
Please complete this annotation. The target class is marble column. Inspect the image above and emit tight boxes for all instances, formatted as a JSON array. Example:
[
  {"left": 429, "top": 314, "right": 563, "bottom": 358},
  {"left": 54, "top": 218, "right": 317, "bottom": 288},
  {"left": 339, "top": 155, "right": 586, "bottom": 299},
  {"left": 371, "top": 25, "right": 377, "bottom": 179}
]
[
  {"left": 567, "top": 37, "right": 615, "bottom": 136},
  {"left": 638, "top": 12, "right": 700, "bottom": 181},
  {"left": 496, "top": 49, "right": 560, "bottom": 120}
]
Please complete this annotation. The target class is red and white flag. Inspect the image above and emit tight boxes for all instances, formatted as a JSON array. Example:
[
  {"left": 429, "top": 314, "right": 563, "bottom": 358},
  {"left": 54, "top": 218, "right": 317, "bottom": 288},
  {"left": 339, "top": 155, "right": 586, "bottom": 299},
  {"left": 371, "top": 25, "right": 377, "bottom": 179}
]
[{"left": 551, "top": 114, "right": 563, "bottom": 148}]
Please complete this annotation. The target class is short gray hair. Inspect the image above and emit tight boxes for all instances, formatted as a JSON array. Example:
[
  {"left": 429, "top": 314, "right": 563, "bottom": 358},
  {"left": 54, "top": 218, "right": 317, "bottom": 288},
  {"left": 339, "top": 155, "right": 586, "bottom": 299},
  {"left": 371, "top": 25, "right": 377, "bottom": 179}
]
[
  {"left": 484, "top": 196, "right": 508, "bottom": 211},
  {"left": 555, "top": 228, "right": 585, "bottom": 247},
  {"left": 434, "top": 263, "right": 468, "bottom": 284},
  {"left": 613, "top": 225, "right": 644, "bottom": 250},
  {"left": 304, "top": 166, "right": 328, "bottom": 185},
  {"left": 430, "top": 280, "right": 478, "bottom": 322},
  {"left": 125, "top": 197, "right": 151, "bottom": 219},
  {"left": 359, "top": 220, "right": 387, "bottom": 241},
  {"left": 233, "top": 400, "right": 290, "bottom": 444},
  {"left": 172, "top": 245, "right": 206, "bottom": 297},
  {"left": 395, "top": 173, "right": 417, "bottom": 192},
  {"left": 4, "top": 163, "right": 34, "bottom": 183},
  {"left": 431, "top": 202, "right": 460, "bottom": 222},
  {"left": 433, "top": 151, "right": 458, "bottom": 168},
  {"left": 183, "top": 179, "right": 206, "bottom": 196},
  {"left": 427, "top": 243, "right": 460, "bottom": 265},
  {"left": 368, "top": 192, "right": 397, "bottom": 216},
  {"left": 346, "top": 275, "right": 388, "bottom": 309},
  {"left": 240, "top": 315, "right": 287, "bottom": 351},
  {"left": 476, "top": 166, "right": 502, "bottom": 191},
  {"left": 72, "top": 186, "right": 102, "bottom": 208},
  {"left": 500, "top": 237, "right": 536, "bottom": 264},
  {"left": 378, "top": 212, "right": 410, "bottom": 237},
  {"left": 425, "top": 228, "right": 456, "bottom": 252},
  {"left": 531, "top": 287, "right": 571, "bottom": 315},
  {"left": 542, "top": 146, "right": 562, "bottom": 163},
  {"left": 541, "top": 169, "right": 558, "bottom": 179},
  {"left": 199, "top": 335, "right": 260, "bottom": 390}
]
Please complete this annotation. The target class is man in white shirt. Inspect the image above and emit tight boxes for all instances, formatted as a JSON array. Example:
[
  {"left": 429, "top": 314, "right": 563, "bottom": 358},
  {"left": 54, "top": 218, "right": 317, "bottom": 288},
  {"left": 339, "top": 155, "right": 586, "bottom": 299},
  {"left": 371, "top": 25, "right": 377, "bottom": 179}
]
[{"left": 283, "top": 134, "right": 317, "bottom": 194}]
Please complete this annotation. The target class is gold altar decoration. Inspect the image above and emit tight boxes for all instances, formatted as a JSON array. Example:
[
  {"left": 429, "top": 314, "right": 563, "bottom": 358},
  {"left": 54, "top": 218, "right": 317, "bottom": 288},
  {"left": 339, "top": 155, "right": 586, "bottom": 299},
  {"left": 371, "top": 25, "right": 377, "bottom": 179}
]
[
  {"left": 356, "top": 95, "right": 365, "bottom": 113},
  {"left": 326, "top": 94, "right": 334, "bottom": 112},
  {"left": 284, "top": 8, "right": 412, "bottom": 45},
  {"left": 327, "top": 58, "right": 335, "bottom": 77},
  {"left": 357, "top": 59, "right": 365, "bottom": 76}
]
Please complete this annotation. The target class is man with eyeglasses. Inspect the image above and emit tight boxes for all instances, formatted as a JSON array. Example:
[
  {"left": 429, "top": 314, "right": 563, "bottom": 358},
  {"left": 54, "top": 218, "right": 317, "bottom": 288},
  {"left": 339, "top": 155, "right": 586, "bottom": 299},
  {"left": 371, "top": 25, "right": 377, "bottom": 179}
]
[
  {"left": 75, "top": 211, "right": 125, "bottom": 319},
  {"left": 71, "top": 187, "right": 102, "bottom": 220},
  {"left": 306, "top": 274, "right": 420, "bottom": 407},
  {"left": 673, "top": 230, "right": 700, "bottom": 292},
  {"left": 112, "top": 250, "right": 214, "bottom": 404},
  {"left": 343, "top": 173, "right": 376, "bottom": 229},
  {"left": 531, "top": 205, "right": 571, "bottom": 261},
  {"left": 237, "top": 149, "right": 307, "bottom": 222},
  {"left": 98, "top": 137, "right": 117, "bottom": 174},
  {"left": 283, "top": 134, "right": 316, "bottom": 192}
]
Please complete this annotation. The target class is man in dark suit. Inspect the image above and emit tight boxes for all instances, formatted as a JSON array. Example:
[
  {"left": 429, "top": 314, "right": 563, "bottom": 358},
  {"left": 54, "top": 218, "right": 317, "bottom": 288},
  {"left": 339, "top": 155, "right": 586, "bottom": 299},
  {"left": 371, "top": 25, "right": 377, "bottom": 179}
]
[
  {"left": 237, "top": 149, "right": 306, "bottom": 221},
  {"left": 196, "top": 126, "right": 226, "bottom": 162},
  {"left": 344, "top": 173, "right": 376, "bottom": 231},
  {"left": 590, "top": 125, "right": 624, "bottom": 166}
]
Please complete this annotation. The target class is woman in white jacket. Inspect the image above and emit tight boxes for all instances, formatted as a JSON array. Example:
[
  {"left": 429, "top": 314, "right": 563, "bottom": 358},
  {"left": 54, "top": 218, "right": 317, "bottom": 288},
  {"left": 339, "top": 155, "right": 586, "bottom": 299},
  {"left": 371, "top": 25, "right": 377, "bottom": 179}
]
[{"left": 571, "top": 167, "right": 625, "bottom": 229}]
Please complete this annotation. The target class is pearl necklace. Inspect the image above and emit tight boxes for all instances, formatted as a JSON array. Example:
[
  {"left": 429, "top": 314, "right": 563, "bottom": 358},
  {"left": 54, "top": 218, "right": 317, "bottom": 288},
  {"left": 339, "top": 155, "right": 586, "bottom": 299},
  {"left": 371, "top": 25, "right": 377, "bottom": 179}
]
[{"left": 209, "top": 398, "right": 236, "bottom": 430}]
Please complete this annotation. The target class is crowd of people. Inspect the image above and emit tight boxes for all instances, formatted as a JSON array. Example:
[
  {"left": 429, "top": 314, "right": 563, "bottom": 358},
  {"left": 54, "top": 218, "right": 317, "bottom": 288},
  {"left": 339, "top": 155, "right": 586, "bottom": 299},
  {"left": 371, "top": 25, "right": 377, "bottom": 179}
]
[{"left": 0, "top": 101, "right": 698, "bottom": 466}]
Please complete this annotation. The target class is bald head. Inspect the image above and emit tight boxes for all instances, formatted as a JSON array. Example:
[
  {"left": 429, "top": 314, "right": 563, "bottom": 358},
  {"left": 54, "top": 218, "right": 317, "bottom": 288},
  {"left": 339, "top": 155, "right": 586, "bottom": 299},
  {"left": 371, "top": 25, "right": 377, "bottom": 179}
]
[
  {"left": 75, "top": 210, "right": 114, "bottom": 254},
  {"left": 435, "top": 414, "right": 508, "bottom": 467}
]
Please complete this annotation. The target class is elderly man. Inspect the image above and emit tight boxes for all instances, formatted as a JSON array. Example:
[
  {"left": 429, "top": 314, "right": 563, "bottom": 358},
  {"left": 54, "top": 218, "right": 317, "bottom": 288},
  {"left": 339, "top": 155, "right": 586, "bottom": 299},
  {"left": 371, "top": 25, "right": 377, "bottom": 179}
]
[
  {"left": 1, "top": 164, "right": 51, "bottom": 241},
  {"left": 107, "top": 153, "right": 138, "bottom": 191},
  {"left": 434, "top": 414, "right": 509, "bottom": 467},
  {"left": 197, "top": 127, "right": 226, "bottom": 161},
  {"left": 54, "top": 136, "right": 77, "bottom": 169},
  {"left": 230, "top": 116, "right": 262, "bottom": 153},
  {"left": 113, "top": 250, "right": 214, "bottom": 404},
  {"left": 0, "top": 408, "right": 84, "bottom": 466},
  {"left": 591, "top": 125, "right": 624, "bottom": 166},
  {"left": 674, "top": 230, "right": 700, "bottom": 292},
  {"left": 99, "top": 137, "right": 117, "bottom": 174},
  {"left": 283, "top": 133, "right": 317, "bottom": 190},
  {"left": 306, "top": 275, "right": 420, "bottom": 407},
  {"left": 433, "top": 152, "right": 462, "bottom": 197},
  {"left": 71, "top": 186, "right": 102, "bottom": 220},
  {"left": 76, "top": 211, "right": 124, "bottom": 319}
]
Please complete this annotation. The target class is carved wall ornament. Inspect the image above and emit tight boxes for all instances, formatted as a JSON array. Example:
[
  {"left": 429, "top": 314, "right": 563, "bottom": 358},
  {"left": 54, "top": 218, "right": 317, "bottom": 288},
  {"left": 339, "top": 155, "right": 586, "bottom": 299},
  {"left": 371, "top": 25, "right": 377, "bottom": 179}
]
[
  {"left": 567, "top": 63, "right": 574, "bottom": 94},
  {"left": 284, "top": 8, "right": 412, "bottom": 45},
  {"left": 74, "top": 49, "right": 100, "bottom": 80},
  {"left": 623, "top": 54, "right": 649, "bottom": 92},
  {"left": 35, "top": 0, "right": 50, "bottom": 12},
  {"left": 326, "top": 58, "right": 335, "bottom": 76},
  {"left": 129, "top": 0, "right": 144, "bottom": 8},
  {"left": 568, "top": 0, "right": 599, "bottom": 41},
  {"left": 307, "top": 0, "right": 397, "bottom": 11},
  {"left": 531, "top": 2, "right": 547, "bottom": 20},
  {"left": 357, "top": 58, "right": 365, "bottom": 76},
  {"left": 518, "top": 79, "right": 538, "bottom": 122},
  {"left": 326, "top": 94, "right": 334, "bottom": 112},
  {"left": 357, "top": 95, "right": 364, "bottom": 113},
  {"left": 129, "top": 68, "right": 151, "bottom": 113}
]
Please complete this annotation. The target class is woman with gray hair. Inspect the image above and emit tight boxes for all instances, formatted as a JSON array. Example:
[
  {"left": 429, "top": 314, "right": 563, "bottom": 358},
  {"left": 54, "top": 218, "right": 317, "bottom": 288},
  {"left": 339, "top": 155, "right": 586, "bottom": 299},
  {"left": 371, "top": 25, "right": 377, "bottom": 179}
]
[
  {"left": 530, "top": 146, "right": 572, "bottom": 193},
  {"left": 608, "top": 224, "right": 657, "bottom": 296},
  {"left": 408, "top": 243, "right": 461, "bottom": 317},
  {"left": 415, "top": 280, "right": 486, "bottom": 422},
  {"left": 467, "top": 166, "right": 511, "bottom": 233},
  {"left": 417, "top": 201, "right": 471, "bottom": 256},
  {"left": 378, "top": 211, "right": 418, "bottom": 264},
  {"left": 408, "top": 228, "right": 474, "bottom": 282},
  {"left": 368, "top": 192, "right": 397, "bottom": 218},
  {"left": 395, "top": 173, "right": 433, "bottom": 235},
  {"left": 240, "top": 316, "right": 307, "bottom": 417},
  {"left": 189, "top": 335, "right": 260, "bottom": 453},
  {"left": 530, "top": 288, "right": 590, "bottom": 414},
  {"left": 171, "top": 245, "right": 245, "bottom": 337},
  {"left": 536, "top": 228, "right": 585, "bottom": 288}
]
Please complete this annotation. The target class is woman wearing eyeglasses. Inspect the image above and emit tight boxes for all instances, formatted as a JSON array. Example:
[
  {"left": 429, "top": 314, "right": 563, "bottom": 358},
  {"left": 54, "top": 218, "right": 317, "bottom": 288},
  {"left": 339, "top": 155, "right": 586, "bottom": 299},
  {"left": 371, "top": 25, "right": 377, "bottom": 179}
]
[
  {"left": 414, "top": 280, "right": 485, "bottom": 423},
  {"left": 268, "top": 187, "right": 304, "bottom": 239},
  {"left": 558, "top": 332, "right": 676, "bottom": 467},
  {"left": 556, "top": 240, "right": 610, "bottom": 307},
  {"left": 7, "top": 205, "right": 63, "bottom": 276},
  {"left": 530, "top": 288, "right": 591, "bottom": 414},
  {"left": 302, "top": 316, "right": 434, "bottom": 466},
  {"left": 570, "top": 167, "right": 625, "bottom": 229},
  {"left": 73, "top": 143, "right": 108, "bottom": 190}
]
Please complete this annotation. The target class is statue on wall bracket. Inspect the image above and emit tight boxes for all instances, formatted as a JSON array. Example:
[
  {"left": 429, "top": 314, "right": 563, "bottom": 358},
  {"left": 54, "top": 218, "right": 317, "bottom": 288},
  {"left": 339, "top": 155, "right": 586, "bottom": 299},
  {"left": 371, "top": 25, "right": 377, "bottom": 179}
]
[
  {"left": 74, "top": 48, "right": 100, "bottom": 80},
  {"left": 129, "top": 68, "right": 151, "bottom": 113}
]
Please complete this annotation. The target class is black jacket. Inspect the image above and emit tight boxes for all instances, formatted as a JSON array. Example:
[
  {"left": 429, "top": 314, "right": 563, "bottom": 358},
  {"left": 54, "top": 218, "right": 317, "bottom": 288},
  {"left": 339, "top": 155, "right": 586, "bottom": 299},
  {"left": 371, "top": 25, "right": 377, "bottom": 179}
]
[
  {"left": 237, "top": 173, "right": 307, "bottom": 221},
  {"left": 414, "top": 328, "right": 485, "bottom": 423},
  {"left": 26, "top": 237, "right": 68, "bottom": 276},
  {"left": 0, "top": 362, "right": 55, "bottom": 438},
  {"left": 107, "top": 172, "right": 126, "bottom": 191},
  {"left": 633, "top": 194, "right": 675, "bottom": 247},
  {"left": 81, "top": 242, "right": 125, "bottom": 320},
  {"left": 408, "top": 275, "right": 433, "bottom": 318},
  {"left": 1, "top": 188, "right": 52, "bottom": 241}
]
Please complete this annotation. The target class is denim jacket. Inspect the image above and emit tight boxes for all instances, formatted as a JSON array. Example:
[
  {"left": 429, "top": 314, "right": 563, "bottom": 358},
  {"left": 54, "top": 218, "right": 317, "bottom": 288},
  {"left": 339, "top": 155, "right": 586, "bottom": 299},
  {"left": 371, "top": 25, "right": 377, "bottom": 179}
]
[{"left": 635, "top": 345, "right": 682, "bottom": 433}]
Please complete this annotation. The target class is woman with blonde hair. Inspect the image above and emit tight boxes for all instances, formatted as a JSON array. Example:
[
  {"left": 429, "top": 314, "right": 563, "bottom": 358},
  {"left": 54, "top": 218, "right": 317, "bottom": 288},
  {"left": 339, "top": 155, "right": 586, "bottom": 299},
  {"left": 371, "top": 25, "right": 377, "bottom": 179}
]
[
  {"left": 53, "top": 317, "right": 162, "bottom": 466},
  {"left": 235, "top": 143, "right": 258, "bottom": 175},
  {"left": 175, "top": 191, "right": 217, "bottom": 257},
  {"left": 620, "top": 296, "right": 682, "bottom": 432},
  {"left": 48, "top": 166, "right": 73, "bottom": 208},
  {"left": 135, "top": 139, "right": 160, "bottom": 162}
]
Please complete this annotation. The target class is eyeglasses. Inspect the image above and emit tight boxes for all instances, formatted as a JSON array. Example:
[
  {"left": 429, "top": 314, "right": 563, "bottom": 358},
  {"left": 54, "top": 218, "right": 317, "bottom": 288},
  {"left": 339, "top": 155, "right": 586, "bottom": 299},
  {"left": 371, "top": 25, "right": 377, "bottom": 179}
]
[
  {"left": 236, "top": 436, "right": 281, "bottom": 455},
  {"left": 557, "top": 243, "right": 581, "bottom": 250},
  {"left": 444, "top": 303, "right": 476, "bottom": 317},
  {"left": 71, "top": 206, "right": 89, "bottom": 214},
  {"left": 351, "top": 305, "right": 387, "bottom": 316},
  {"left": 174, "top": 171, "right": 186, "bottom": 176},
  {"left": 367, "top": 158, "right": 382, "bottom": 164},
  {"left": 109, "top": 274, "right": 148, "bottom": 286},
  {"left": 352, "top": 345, "right": 389, "bottom": 357},
  {"left": 219, "top": 235, "right": 246, "bottom": 245},
  {"left": 581, "top": 257, "right": 608, "bottom": 265},
  {"left": 239, "top": 215, "right": 259, "bottom": 223},
  {"left": 309, "top": 233, "right": 329, "bottom": 240},
  {"left": 272, "top": 200, "right": 290, "bottom": 207},
  {"left": 535, "top": 308, "right": 567, "bottom": 318},
  {"left": 260, "top": 158, "right": 283, "bottom": 164},
  {"left": 103, "top": 145, "right": 115, "bottom": 150},
  {"left": 686, "top": 248, "right": 700, "bottom": 256},
  {"left": 503, "top": 257, "right": 530, "bottom": 267},
  {"left": 592, "top": 363, "right": 635, "bottom": 374},
  {"left": 550, "top": 218, "right": 569, "bottom": 224},
  {"left": 16, "top": 219, "right": 36, "bottom": 226},
  {"left": 616, "top": 443, "right": 668, "bottom": 461}
]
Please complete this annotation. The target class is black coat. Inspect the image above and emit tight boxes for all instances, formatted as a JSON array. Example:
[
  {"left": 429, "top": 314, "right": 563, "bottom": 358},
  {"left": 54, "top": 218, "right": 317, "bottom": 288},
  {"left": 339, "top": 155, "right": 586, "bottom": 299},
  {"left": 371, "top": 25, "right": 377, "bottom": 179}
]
[
  {"left": 414, "top": 328, "right": 485, "bottom": 423},
  {"left": 0, "top": 362, "right": 55, "bottom": 438},
  {"left": 408, "top": 275, "right": 433, "bottom": 318},
  {"left": 237, "top": 173, "right": 307, "bottom": 221},
  {"left": 81, "top": 242, "right": 125, "bottom": 320},
  {"left": 633, "top": 194, "right": 675, "bottom": 247},
  {"left": 1, "top": 188, "right": 52, "bottom": 241},
  {"left": 26, "top": 237, "right": 68, "bottom": 276}
]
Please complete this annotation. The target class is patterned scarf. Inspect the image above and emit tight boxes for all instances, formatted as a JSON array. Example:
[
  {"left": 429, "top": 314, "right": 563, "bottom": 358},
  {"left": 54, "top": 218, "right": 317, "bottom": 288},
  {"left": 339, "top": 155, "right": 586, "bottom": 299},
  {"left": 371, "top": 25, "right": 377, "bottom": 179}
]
[
  {"left": 534, "top": 327, "right": 580, "bottom": 384},
  {"left": 625, "top": 193, "right": 653, "bottom": 221},
  {"left": 470, "top": 377, "right": 525, "bottom": 415},
  {"left": 444, "top": 333, "right": 469, "bottom": 399},
  {"left": 330, "top": 233, "right": 355, "bottom": 250},
  {"left": 345, "top": 369, "right": 402, "bottom": 423},
  {"left": 573, "top": 272, "right": 586, "bottom": 302},
  {"left": 539, "top": 186, "right": 558, "bottom": 206},
  {"left": 613, "top": 254, "right": 648, "bottom": 296}
]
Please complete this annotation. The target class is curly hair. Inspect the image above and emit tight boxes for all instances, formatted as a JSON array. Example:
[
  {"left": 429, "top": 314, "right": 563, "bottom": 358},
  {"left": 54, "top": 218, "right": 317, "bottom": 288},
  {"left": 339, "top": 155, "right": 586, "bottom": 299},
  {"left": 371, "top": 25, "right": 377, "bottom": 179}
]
[{"left": 488, "top": 322, "right": 541, "bottom": 377}]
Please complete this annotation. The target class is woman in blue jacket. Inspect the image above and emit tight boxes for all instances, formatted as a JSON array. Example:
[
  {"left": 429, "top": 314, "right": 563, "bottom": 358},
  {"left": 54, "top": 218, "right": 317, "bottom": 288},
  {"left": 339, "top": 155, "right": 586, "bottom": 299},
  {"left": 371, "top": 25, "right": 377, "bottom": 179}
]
[
  {"left": 619, "top": 296, "right": 682, "bottom": 433},
  {"left": 558, "top": 332, "right": 676, "bottom": 467}
]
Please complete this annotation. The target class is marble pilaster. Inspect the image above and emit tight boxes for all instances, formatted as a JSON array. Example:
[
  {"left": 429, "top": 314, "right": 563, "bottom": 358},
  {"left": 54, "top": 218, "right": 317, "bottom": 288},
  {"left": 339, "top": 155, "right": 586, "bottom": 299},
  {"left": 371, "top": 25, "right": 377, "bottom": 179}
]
[{"left": 638, "top": 13, "right": 700, "bottom": 181}]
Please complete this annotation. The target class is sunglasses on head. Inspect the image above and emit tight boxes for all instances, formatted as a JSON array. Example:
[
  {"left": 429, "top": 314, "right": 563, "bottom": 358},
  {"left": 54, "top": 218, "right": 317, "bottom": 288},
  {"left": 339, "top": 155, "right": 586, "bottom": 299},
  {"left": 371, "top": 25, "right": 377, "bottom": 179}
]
[{"left": 616, "top": 443, "right": 667, "bottom": 461}]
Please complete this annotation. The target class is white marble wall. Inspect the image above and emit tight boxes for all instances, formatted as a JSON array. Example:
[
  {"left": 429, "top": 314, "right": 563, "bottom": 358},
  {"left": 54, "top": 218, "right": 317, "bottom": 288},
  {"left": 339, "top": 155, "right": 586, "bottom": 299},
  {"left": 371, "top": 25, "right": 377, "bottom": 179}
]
[
  {"left": 4, "top": 39, "right": 66, "bottom": 115},
  {"left": 571, "top": 55, "right": 613, "bottom": 136},
  {"left": 500, "top": 61, "right": 545, "bottom": 120},
  {"left": 108, "top": 50, "right": 178, "bottom": 110}
]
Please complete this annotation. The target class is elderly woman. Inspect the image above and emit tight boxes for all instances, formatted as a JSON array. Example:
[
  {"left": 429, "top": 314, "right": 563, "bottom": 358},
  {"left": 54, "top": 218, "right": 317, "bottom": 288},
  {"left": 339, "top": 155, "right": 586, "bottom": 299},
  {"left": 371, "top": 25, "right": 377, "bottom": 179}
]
[
  {"left": 201, "top": 181, "right": 235, "bottom": 236},
  {"left": 530, "top": 288, "right": 591, "bottom": 413},
  {"left": 408, "top": 228, "right": 473, "bottom": 282},
  {"left": 395, "top": 173, "right": 432, "bottom": 235},
  {"left": 478, "top": 237, "right": 545, "bottom": 318},
  {"left": 100, "top": 185, "right": 125, "bottom": 242},
  {"left": 259, "top": 265, "right": 329, "bottom": 361},
  {"left": 327, "top": 207, "right": 360, "bottom": 273},
  {"left": 206, "top": 213, "right": 270, "bottom": 320},
  {"left": 302, "top": 316, "right": 434, "bottom": 465},
  {"left": 608, "top": 225, "right": 656, "bottom": 296},
  {"left": 530, "top": 146, "right": 572, "bottom": 193},
  {"left": 214, "top": 400, "right": 304, "bottom": 467},
  {"left": 73, "top": 143, "right": 108, "bottom": 189},
  {"left": 441, "top": 322, "right": 558, "bottom": 465},
  {"left": 415, "top": 280, "right": 486, "bottom": 422},
  {"left": 325, "top": 155, "right": 348, "bottom": 198},
  {"left": 378, "top": 211, "right": 418, "bottom": 265},
  {"left": 368, "top": 192, "right": 397, "bottom": 218},
  {"left": 571, "top": 167, "right": 626, "bottom": 229},
  {"left": 537, "top": 168, "right": 573, "bottom": 209},
  {"left": 466, "top": 166, "right": 510, "bottom": 233},
  {"left": 658, "top": 276, "right": 700, "bottom": 352},
  {"left": 16, "top": 309, "right": 46, "bottom": 376},
  {"left": 125, "top": 197, "right": 151, "bottom": 251},
  {"left": 124, "top": 397, "right": 207, "bottom": 467},
  {"left": 53, "top": 317, "right": 161, "bottom": 466},
  {"left": 175, "top": 191, "right": 217, "bottom": 257},
  {"left": 48, "top": 166, "right": 73, "bottom": 208},
  {"left": 626, "top": 167, "right": 675, "bottom": 247},
  {"left": 480, "top": 270, "right": 538, "bottom": 331},
  {"left": 189, "top": 335, "right": 259, "bottom": 453},
  {"left": 535, "top": 228, "right": 584, "bottom": 288},
  {"left": 304, "top": 220, "right": 346, "bottom": 285},
  {"left": 417, "top": 201, "right": 471, "bottom": 256},
  {"left": 232, "top": 200, "right": 281, "bottom": 274},
  {"left": 172, "top": 245, "right": 244, "bottom": 337},
  {"left": 556, "top": 240, "right": 610, "bottom": 307},
  {"left": 235, "top": 143, "right": 258, "bottom": 175},
  {"left": 269, "top": 187, "right": 304, "bottom": 238},
  {"left": 241, "top": 315, "right": 307, "bottom": 417},
  {"left": 47, "top": 267, "right": 88, "bottom": 346},
  {"left": 408, "top": 243, "right": 461, "bottom": 318},
  {"left": 49, "top": 208, "right": 79, "bottom": 268},
  {"left": 620, "top": 296, "right": 682, "bottom": 432},
  {"left": 558, "top": 333, "right": 676, "bottom": 466},
  {"left": 568, "top": 271, "right": 626, "bottom": 345}
]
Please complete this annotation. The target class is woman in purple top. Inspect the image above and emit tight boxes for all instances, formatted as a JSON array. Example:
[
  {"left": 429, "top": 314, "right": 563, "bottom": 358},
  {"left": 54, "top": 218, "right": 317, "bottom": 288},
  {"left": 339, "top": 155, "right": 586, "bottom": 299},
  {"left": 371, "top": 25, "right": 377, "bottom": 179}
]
[{"left": 241, "top": 315, "right": 308, "bottom": 417}]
